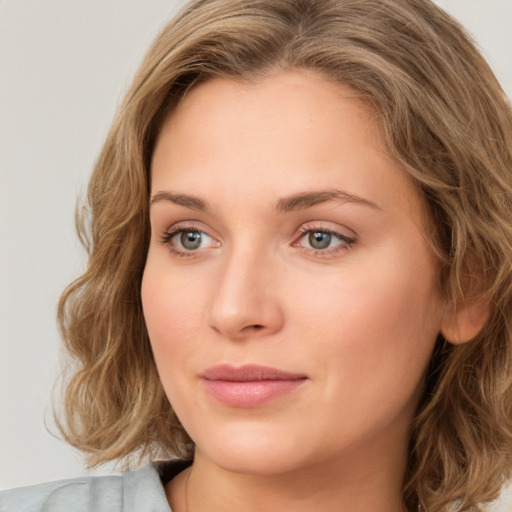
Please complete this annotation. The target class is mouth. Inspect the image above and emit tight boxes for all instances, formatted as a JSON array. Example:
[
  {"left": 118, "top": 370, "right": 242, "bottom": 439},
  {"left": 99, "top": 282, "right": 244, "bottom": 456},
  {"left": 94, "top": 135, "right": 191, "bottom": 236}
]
[{"left": 200, "top": 364, "right": 308, "bottom": 408}]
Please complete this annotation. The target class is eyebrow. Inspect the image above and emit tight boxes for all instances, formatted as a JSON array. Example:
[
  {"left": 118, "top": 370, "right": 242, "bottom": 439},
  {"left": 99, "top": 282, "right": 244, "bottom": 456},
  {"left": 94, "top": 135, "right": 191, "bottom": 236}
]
[
  {"left": 150, "top": 191, "right": 208, "bottom": 211},
  {"left": 149, "top": 189, "right": 379, "bottom": 213},
  {"left": 274, "top": 189, "right": 380, "bottom": 213}
]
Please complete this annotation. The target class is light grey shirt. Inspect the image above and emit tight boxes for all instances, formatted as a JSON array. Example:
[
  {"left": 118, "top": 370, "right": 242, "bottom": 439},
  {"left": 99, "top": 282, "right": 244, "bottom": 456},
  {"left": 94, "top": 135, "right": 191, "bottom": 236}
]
[{"left": 0, "top": 461, "right": 189, "bottom": 512}]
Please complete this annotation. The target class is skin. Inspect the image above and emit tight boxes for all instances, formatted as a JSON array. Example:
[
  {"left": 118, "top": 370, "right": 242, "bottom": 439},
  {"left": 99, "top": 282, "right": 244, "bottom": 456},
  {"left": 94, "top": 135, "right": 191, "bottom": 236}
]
[{"left": 142, "top": 69, "right": 454, "bottom": 512}]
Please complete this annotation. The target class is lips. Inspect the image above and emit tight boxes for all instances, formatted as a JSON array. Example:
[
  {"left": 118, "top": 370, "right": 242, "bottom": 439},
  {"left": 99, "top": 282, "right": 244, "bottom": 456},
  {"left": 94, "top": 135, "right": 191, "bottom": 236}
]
[{"left": 201, "top": 364, "right": 308, "bottom": 408}]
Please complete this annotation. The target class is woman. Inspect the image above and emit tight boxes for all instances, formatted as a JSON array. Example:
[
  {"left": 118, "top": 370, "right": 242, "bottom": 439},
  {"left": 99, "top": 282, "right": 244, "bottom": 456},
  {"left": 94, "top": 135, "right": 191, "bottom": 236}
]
[{"left": 2, "top": 0, "right": 512, "bottom": 511}]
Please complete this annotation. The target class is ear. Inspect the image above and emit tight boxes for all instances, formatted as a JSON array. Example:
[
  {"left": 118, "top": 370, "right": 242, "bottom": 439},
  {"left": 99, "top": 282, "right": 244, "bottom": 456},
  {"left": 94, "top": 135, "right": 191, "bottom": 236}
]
[{"left": 440, "top": 298, "right": 490, "bottom": 344}]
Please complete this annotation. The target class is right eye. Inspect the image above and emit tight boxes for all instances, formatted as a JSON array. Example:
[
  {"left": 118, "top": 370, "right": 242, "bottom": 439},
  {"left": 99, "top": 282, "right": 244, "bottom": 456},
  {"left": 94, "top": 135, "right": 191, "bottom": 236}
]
[{"left": 160, "top": 226, "right": 219, "bottom": 256}]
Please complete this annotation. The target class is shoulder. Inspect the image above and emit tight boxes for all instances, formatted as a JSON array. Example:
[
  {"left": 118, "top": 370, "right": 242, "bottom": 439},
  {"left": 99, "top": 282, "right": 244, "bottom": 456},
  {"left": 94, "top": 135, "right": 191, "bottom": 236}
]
[
  {"left": 0, "top": 462, "right": 183, "bottom": 512},
  {"left": 0, "top": 473, "right": 122, "bottom": 512}
]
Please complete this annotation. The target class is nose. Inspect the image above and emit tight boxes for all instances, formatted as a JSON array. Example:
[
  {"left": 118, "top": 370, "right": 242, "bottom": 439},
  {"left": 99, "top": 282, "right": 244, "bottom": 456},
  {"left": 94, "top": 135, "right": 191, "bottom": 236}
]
[{"left": 207, "top": 246, "right": 285, "bottom": 340}]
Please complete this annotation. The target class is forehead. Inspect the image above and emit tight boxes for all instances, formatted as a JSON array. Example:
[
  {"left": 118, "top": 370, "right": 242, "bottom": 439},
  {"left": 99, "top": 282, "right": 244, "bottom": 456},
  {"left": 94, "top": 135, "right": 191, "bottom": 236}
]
[
  {"left": 151, "top": 70, "right": 424, "bottom": 224},
  {"left": 161, "top": 70, "right": 374, "bottom": 149}
]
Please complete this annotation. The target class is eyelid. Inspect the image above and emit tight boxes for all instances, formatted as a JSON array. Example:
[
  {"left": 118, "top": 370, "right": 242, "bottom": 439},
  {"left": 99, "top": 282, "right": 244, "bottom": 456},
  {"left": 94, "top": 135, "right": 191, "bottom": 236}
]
[
  {"left": 295, "top": 220, "right": 357, "bottom": 239},
  {"left": 158, "top": 219, "right": 217, "bottom": 241}
]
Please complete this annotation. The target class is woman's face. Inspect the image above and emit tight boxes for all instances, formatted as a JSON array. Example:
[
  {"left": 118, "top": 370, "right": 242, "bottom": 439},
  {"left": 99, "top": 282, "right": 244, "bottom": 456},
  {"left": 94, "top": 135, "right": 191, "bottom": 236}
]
[{"left": 142, "top": 70, "right": 447, "bottom": 476}]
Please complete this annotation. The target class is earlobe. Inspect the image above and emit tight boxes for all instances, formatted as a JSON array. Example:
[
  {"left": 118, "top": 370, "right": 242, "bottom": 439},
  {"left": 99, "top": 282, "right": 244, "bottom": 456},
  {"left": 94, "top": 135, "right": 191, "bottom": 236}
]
[{"left": 440, "top": 299, "right": 490, "bottom": 345}]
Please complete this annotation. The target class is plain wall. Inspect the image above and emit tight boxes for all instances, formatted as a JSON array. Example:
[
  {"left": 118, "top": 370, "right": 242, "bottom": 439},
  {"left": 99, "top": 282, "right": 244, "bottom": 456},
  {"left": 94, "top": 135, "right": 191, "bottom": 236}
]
[{"left": 1, "top": 1, "right": 511, "bottom": 509}]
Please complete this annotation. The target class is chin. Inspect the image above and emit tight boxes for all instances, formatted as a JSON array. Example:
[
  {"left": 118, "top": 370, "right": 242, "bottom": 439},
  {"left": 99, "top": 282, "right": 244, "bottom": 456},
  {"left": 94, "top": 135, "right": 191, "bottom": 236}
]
[
  {"left": 193, "top": 424, "right": 318, "bottom": 476},
  {"left": 205, "top": 449, "right": 310, "bottom": 477}
]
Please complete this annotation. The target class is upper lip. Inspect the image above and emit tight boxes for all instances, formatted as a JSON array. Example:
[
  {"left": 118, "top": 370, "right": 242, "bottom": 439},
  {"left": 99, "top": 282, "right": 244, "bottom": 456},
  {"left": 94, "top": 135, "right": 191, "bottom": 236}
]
[{"left": 201, "top": 364, "right": 307, "bottom": 382}]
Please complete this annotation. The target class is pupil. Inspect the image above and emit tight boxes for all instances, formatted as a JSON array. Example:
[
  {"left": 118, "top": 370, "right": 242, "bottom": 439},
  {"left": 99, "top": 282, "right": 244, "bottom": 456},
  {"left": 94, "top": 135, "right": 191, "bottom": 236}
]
[
  {"left": 180, "top": 231, "right": 202, "bottom": 250},
  {"left": 309, "top": 231, "right": 331, "bottom": 249}
]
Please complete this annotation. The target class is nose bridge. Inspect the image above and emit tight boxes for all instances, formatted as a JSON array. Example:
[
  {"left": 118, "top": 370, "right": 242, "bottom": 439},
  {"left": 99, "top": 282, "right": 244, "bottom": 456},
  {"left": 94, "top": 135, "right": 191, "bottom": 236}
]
[{"left": 208, "top": 238, "right": 283, "bottom": 339}]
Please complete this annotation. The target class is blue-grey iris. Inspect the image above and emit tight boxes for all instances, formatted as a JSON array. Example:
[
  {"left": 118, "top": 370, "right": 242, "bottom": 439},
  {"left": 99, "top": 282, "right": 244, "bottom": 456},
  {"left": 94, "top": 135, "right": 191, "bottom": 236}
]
[
  {"left": 181, "top": 231, "right": 202, "bottom": 250},
  {"left": 309, "top": 231, "right": 331, "bottom": 249}
]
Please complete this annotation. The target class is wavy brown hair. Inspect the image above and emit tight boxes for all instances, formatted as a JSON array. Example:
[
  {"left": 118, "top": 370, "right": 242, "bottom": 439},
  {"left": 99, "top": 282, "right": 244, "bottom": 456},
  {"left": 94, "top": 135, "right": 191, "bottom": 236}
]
[{"left": 57, "top": 0, "right": 512, "bottom": 510}]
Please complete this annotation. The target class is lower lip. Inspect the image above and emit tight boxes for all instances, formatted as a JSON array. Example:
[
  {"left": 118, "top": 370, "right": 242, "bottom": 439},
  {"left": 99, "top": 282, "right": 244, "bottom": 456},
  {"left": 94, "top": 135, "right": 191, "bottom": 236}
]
[{"left": 202, "top": 379, "right": 307, "bottom": 408}]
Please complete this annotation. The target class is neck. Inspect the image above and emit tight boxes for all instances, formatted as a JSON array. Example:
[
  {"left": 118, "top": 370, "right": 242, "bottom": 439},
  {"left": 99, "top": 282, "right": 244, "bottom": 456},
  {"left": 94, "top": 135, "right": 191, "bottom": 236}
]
[{"left": 168, "top": 438, "right": 411, "bottom": 512}]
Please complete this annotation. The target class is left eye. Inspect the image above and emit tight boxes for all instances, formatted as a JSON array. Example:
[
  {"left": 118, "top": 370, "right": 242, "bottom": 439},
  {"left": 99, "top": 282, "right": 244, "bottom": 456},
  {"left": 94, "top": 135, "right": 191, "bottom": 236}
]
[{"left": 295, "top": 229, "right": 355, "bottom": 251}]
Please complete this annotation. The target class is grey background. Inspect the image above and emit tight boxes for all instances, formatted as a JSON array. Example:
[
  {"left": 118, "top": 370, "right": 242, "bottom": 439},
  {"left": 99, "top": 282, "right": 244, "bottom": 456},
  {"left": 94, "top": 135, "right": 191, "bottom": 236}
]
[{"left": 1, "top": 1, "right": 511, "bottom": 509}]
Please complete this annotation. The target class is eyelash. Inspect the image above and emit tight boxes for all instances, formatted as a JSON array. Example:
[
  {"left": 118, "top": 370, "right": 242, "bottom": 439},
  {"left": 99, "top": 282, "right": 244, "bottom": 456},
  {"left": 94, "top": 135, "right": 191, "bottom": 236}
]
[{"left": 158, "top": 223, "right": 357, "bottom": 258}]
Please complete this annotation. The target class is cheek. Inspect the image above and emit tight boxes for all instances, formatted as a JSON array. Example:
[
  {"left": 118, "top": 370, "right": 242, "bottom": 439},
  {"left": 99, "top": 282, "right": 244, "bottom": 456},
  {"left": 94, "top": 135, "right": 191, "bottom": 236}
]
[
  {"left": 295, "top": 253, "right": 440, "bottom": 339},
  {"left": 141, "top": 263, "right": 212, "bottom": 428},
  {"left": 141, "top": 257, "right": 205, "bottom": 375},
  {"left": 293, "top": 245, "right": 443, "bottom": 401}
]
